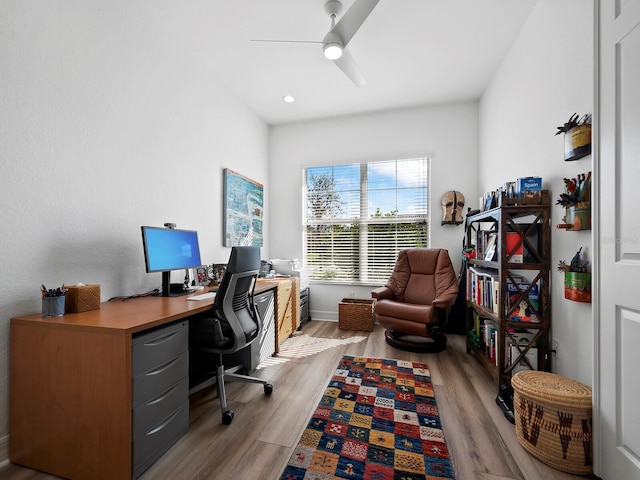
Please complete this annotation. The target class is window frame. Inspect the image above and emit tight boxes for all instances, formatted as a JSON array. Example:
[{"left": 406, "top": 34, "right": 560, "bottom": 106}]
[{"left": 303, "top": 157, "right": 431, "bottom": 286}]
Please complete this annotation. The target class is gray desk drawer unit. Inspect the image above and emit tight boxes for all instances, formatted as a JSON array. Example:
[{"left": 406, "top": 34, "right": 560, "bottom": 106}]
[
  {"left": 132, "top": 320, "right": 189, "bottom": 479},
  {"left": 224, "top": 289, "right": 276, "bottom": 372}
]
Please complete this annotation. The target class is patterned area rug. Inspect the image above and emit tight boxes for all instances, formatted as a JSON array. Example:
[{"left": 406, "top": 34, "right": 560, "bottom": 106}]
[{"left": 280, "top": 355, "right": 456, "bottom": 479}]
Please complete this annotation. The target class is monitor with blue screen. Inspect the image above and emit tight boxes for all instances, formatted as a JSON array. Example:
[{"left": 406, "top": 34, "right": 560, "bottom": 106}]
[{"left": 141, "top": 226, "right": 202, "bottom": 297}]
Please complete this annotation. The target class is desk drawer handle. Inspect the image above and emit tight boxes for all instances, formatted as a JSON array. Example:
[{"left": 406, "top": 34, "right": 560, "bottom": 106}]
[
  {"left": 144, "top": 357, "right": 180, "bottom": 377},
  {"left": 146, "top": 407, "right": 181, "bottom": 436},
  {"left": 145, "top": 383, "right": 180, "bottom": 406},
  {"left": 144, "top": 330, "right": 180, "bottom": 347}
]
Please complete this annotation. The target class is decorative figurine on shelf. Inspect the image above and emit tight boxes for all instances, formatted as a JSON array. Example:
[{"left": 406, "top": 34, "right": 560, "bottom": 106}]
[
  {"left": 556, "top": 172, "right": 591, "bottom": 207},
  {"left": 558, "top": 247, "right": 591, "bottom": 303},
  {"left": 441, "top": 190, "right": 465, "bottom": 225},
  {"left": 557, "top": 247, "right": 589, "bottom": 273},
  {"left": 556, "top": 172, "right": 591, "bottom": 231},
  {"left": 555, "top": 113, "right": 592, "bottom": 161}
]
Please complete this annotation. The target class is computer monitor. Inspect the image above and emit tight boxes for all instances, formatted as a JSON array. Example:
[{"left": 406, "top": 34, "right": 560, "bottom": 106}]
[{"left": 141, "top": 226, "right": 203, "bottom": 297}]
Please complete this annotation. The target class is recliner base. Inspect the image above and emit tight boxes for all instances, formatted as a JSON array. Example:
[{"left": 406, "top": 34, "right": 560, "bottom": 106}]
[{"left": 384, "top": 329, "right": 447, "bottom": 353}]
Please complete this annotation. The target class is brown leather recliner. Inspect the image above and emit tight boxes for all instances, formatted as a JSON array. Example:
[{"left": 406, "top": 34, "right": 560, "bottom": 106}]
[{"left": 371, "top": 248, "right": 458, "bottom": 352}]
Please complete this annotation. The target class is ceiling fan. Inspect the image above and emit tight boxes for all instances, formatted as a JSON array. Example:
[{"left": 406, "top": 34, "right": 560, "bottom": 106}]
[{"left": 251, "top": 0, "right": 380, "bottom": 87}]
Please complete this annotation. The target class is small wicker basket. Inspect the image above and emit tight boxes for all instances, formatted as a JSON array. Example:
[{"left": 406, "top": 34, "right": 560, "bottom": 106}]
[
  {"left": 338, "top": 298, "right": 374, "bottom": 331},
  {"left": 512, "top": 370, "right": 593, "bottom": 475},
  {"left": 65, "top": 284, "right": 101, "bottom": 313}
]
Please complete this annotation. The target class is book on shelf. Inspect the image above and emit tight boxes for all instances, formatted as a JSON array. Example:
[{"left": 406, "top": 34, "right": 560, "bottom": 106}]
[
  {"left": 516, "top": 176, "right": 542, "bottom": 199},
  {"left": 492, "top": 281, "right": 500, "bottom": 316},
  {"left": 471, "top": 309, "right": 512, "bottom": 367},
  {"left": 506, "top": 280, "right": 540, "bottom": 323},
  {"left": 507, "top": 223, "right": 541, "bottom": 263},
  {"left": 475, "top": 230, "right": 498, "bottom": 261},
  {"left": 506, "top": 329, "right": 537, "bottom": 373},
  {"left": 484, "top": 232, "right": 497, "bottom": 261},
  {"left": 482, "top": 318, "right": 498, "bottom": 364},
  {"left": 508, "top": 330, "right": 536, "bottom": 346},
  {"left": 467, "top": 266, "right": 499, "bottom": 312},
  {"left": 472, "top": 310, "right": 481, "bottom": 337},
  {"left": 510, "top": 345, "right": 538, "bottom": 374},
  {"left": 505, "top": 232, "right": 524, "bottom": 263}
]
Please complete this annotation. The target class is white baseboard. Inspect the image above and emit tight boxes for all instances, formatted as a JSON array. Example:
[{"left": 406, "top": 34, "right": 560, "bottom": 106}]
[
  {"left": 0, "top": 434, "right": 8, "bottom": 469},
  {"left": 310, "top": 309, "right": 338, "bottom": 321}
]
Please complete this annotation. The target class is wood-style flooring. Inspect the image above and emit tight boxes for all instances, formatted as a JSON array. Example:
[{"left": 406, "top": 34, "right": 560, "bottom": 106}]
[{"left": 1, "top": 320, "right": 600, "bottom": 480}]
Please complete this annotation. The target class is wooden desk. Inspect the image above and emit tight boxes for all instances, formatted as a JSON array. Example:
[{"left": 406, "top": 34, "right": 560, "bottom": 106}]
[{"left": 9, "top": 281, "right": 277, "bottom": 480}]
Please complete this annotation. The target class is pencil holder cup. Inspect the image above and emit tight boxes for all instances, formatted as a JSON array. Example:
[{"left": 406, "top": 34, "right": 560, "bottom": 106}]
[{"left": 42, "top": 296, "right": 65, "bottom": 317}]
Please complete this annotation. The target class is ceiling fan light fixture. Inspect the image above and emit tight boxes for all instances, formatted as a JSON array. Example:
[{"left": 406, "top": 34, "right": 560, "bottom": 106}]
[{"left": 323, "top": 42, "right": 343, "bottom": 60}]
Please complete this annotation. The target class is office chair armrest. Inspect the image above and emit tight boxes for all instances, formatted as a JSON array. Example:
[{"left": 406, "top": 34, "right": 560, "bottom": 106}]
[{"left": 371, "top": 286, "right": 394, "bottom": 300}]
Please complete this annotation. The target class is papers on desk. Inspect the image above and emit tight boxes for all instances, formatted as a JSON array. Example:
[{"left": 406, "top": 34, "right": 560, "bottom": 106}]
[{"left": 186, "top": 292, "right": 216, "bottom": 301}]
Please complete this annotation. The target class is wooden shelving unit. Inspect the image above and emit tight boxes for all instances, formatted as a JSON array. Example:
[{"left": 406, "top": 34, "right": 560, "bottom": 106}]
[{"left": 464, "top": 191, "right": 552, "bottom": 407}]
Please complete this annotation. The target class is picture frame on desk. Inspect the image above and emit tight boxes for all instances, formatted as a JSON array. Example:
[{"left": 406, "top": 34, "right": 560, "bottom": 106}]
[
  {"left": 213, "top": 264, "right": 227, "bottom": 285},
  {"left": 194, "top": 266, "right": 210, "bottom": 286}
]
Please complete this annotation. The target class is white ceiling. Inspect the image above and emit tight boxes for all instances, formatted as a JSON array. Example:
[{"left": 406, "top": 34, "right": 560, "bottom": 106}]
[{"left": 201, "top": 0, "right": 537, "bottom": 125}]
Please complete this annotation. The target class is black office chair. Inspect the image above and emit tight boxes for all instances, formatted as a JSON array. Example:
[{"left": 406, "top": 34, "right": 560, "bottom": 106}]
[{"left": 190, "top": 246, "right": 273, "bottom": 425}]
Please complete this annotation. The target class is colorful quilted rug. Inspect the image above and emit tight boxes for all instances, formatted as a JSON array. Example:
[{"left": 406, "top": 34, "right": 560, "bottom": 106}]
[{"left": 280, "top": 355, "right": 456, "bottom": 479}]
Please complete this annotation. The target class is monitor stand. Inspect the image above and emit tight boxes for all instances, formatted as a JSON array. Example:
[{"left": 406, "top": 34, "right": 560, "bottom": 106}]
[{"left": 158, "top": 272, "right": 195, "bottom": 297}]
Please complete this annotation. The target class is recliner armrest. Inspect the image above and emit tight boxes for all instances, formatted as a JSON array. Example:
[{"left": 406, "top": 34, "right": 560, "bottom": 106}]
[
  {"left": 432, "top": 293, "right": 458, "bottom": 309},
  {"left": 371, "top": 286, "right": 394, "bottom": 300}
]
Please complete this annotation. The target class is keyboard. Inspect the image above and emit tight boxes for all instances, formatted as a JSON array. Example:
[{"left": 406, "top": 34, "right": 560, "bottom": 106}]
[{"left": 186, "top": 292, "right": 216, "bottom": 301}]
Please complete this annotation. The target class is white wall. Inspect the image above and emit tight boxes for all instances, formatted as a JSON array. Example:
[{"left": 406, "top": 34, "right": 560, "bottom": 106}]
[
  {"left": 0, "top": 1, "right": 269, "bottom": 459},
  {"left": 479, "top": 0, "right": 593, "bottom": 384},
  {"left": 269, "top": 102, "right": 479, "bottom": 319}
]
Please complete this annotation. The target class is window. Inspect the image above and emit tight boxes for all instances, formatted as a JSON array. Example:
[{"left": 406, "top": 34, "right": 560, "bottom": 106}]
[{"left": 303, "top": 158, "right": 429, "bottom": 284}]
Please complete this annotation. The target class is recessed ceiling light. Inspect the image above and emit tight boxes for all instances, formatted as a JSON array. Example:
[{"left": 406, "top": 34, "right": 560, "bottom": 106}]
[{"left": 283, "top": 95, "right": 296, "bottom": 104}]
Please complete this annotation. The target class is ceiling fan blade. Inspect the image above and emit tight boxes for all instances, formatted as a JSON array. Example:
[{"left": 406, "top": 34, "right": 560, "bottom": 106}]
[
  {"left": 250, "top": 39, "right": 322, "bottom": 45},
  {"left": 331, "top": 0, "right": 379, "bottom": 47},
  {"left": 333, "top": 48, "right": 366, "bottom": 87}
]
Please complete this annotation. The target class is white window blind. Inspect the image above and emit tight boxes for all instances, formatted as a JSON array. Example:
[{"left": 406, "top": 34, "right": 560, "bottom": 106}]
[{"left": 303, "top": 158, "right": 429, "bottom": 284}]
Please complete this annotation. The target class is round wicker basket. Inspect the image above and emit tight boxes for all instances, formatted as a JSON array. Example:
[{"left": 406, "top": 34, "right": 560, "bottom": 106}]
[{"left": 512, "top": 371, "right": 593, "bottom": 475}]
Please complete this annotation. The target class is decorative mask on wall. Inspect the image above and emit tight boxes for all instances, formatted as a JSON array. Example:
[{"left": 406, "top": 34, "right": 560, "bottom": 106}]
[{"left": 441, "top": 190, "right": 465, "bottom": 225}]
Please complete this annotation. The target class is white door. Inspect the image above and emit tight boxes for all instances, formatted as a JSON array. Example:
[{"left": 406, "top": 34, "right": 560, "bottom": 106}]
[{"left": 596, "top": 0, "right": 640, "bottom": 478}]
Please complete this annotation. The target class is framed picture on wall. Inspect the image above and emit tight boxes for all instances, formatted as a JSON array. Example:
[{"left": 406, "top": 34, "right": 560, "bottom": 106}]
[{"left": 223, "top": 168, "right": 264, "bottom": 247}]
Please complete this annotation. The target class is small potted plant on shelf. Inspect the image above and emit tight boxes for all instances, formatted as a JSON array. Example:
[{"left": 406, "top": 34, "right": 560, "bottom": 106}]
[
  {"left": 556, "top": 172, "right": 591, "bottom": 230},
  {"left": 556, "top": 113, "right": 592, "bottom": 161},
  {"left": 558, "top": 247, "right": 591, "bottom": 303}
]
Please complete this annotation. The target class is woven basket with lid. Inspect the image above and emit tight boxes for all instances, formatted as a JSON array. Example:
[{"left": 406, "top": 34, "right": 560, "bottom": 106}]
[{"left": 512, "top": 370, "right": 593, "bottom": 475}]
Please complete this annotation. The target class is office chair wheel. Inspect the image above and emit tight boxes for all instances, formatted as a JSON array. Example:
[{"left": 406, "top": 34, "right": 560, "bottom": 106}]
[
  {"left": 222, "top": 410, "right": 235, "bottom": 425},
  {"left": 264, "top": 383, "right": 273, "bottom": 395}
]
